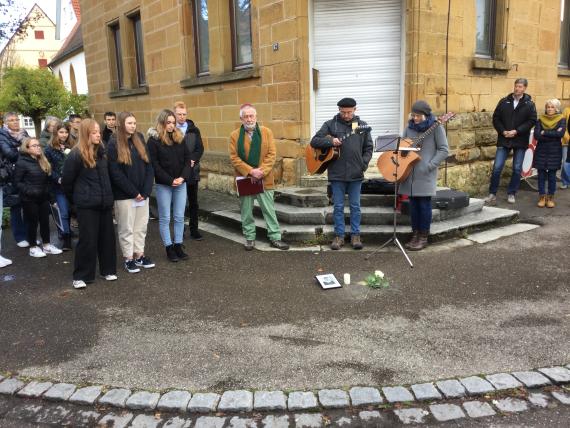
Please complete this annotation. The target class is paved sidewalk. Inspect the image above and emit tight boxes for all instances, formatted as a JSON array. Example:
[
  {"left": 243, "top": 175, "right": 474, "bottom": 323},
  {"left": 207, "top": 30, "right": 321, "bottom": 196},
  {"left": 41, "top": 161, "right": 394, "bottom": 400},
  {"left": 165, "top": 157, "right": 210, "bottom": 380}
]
[{"left": 0, "top": 183, "right": 569, "bottom": 424}]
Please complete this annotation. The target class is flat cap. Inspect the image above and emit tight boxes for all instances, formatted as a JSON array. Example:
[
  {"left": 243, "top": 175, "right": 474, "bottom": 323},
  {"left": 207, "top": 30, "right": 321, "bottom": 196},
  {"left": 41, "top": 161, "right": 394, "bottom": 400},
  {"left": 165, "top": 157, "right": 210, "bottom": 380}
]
[{"left": 337, "top": 97, "right": 357, "bottom": 108}]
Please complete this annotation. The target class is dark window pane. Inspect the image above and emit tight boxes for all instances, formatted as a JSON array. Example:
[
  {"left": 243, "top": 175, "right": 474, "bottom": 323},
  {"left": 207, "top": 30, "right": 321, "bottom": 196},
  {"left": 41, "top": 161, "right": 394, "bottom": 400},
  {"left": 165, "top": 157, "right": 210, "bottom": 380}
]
[
  {"left": 559, "top": 0, "right": 570, "bottom": 67},
  {"left": 232, "top": 0, "right": 252, "bottom": 68},
  {"left": 111, "top": 24, "right": 124, "bottom": 89},
  {"left": 193, "top": 0, "right": 209, "bottom": 75},
  {"left": 133, "top": 15, "right": 146, "bottom": 85},
  {"left": 476, "top": 0, "right": 495, "bottom": 57}
]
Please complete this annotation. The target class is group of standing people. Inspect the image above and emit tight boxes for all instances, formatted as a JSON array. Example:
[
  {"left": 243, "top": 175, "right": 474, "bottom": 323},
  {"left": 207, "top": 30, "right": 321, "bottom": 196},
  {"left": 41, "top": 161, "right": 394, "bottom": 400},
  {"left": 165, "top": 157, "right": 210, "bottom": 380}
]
[
  {"left": 0, "top": 102, "right": 206, "bottom": 289},
  {"left": 486, "top": 78, "right": 570, "bottom": 208}
]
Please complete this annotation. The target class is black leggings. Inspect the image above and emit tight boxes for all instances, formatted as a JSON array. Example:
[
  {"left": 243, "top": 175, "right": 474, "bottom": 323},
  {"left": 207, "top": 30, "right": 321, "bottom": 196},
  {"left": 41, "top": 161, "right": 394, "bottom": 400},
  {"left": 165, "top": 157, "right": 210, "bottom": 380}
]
[{"left": 21, "top": 200, "right": 50, "bottom": 245}]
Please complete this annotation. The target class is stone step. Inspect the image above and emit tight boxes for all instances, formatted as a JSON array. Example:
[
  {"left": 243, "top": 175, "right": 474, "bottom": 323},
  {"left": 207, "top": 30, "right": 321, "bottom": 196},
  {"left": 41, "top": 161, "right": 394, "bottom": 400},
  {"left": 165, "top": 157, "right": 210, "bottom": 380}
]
[
  {"left": 250, "top": 198, "right": 484, "bottom": 225},
  {"left": 206, "top": 204, "right": 518, "bottom": 243},
  {"left": 275, "top": 186, "right": 395, "bottom": 208}
]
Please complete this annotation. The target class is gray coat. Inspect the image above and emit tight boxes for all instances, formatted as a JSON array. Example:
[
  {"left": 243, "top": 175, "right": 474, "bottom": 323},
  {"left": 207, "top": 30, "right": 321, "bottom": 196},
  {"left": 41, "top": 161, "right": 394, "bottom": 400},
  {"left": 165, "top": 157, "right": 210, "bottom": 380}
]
[
  {"left": 398, "top": 124, "right": 449, "bottom": 197},
  {"left": 310, "top": 114, "right": 373, "bottom": 182}
]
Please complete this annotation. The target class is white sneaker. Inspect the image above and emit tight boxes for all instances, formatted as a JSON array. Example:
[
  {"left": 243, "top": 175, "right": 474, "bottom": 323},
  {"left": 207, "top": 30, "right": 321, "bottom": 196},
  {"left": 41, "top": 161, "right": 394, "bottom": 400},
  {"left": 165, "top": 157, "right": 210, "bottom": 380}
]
[
  {"left": 101, "top": 274, "right": 118, "bottom": 281},
  {"left": 560, "top": 183, "right": 568, "bottom": 189},
  {"left": 17, "top": 240, "right": 29, "bottom": 248},
  {"left": 507, "top": 194, "right": 516, "bottom": 204},
  {"left": 0, "top": 255, "right": 12, "bottom": 268},
  {"left": 43, "top": 243, "right": 63, "bottom": 255},
  {"left": 484, "top": 194, "right": 496, "bottom": 205},
  {"left": 73, "top": 280, "right": 87, "bottom": 289},
  {"left": 29, "top": 247, "right": 46, "bottom": 258}
]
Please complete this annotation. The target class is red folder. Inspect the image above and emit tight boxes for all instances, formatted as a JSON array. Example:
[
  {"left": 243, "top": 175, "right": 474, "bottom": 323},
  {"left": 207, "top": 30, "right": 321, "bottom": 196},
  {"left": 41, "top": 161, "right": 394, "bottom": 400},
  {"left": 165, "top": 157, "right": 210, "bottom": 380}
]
[{"left": 236, "top": 176, "right": 264, "bottom": 196}]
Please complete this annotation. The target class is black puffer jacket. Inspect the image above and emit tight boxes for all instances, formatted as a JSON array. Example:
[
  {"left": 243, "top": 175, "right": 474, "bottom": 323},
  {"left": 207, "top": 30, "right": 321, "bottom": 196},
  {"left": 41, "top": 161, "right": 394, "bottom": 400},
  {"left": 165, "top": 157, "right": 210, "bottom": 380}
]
[
  {"left": 147, "top": 129, "right": 192, "bottom": 185},
  {"left": 310, "top": 114, "right": 373, "bottom": 181},
  {"left": 533, "top": 118, "right": 565, "bottom": 170},
  {"left": 183, "top": 120, "right": 204, "bottom": 182},
  {"left": 107, "top": 133, "right": 154, "bottom": 200},
  {"left": 45, "top": 145, "right": 66, "bottom": 192},
  {"left": 62, "top": 146, "right": 114, "bottom": 209},
  {"left": 0, "top": 127, "right": 25, "bottom": 164},
  {"left": 492, "top": 93, "right": 537, "bottom": 149},
  {"left": 13, "top": 154, "right": 50, "bottom": 202}
]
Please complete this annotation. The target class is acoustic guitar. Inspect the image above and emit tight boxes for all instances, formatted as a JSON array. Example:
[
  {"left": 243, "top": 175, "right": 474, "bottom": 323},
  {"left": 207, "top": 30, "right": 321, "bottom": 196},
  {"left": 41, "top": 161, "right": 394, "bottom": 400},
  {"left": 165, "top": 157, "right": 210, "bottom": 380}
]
[
  {"left": 305, "top": 125, "right": 371, "bottom": 175},
  {"left": 377, "top": 112, "right": 455, "bottom": 183}
]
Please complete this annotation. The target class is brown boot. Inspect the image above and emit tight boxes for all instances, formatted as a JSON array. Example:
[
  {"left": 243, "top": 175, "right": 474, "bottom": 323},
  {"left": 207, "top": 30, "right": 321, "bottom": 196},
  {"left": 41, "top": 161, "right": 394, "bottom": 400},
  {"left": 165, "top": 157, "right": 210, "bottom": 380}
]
[
  {"left": 537, "top": 195, "right": 546, "bottom": 208},
  {"left": 408, "top": 231, "right": 429, "bottom": 251},
  {"left": 330, "top": 236, "right": 344, "bottom": 250},
  {"left": 546, "top": 195, "right": 555, "bottom": 208},
  {"left": 351, "top": 235, "right": 363, "bottom": 250},
  {"left": 404, "top": 231, "right": 419, "bottom": 249}
]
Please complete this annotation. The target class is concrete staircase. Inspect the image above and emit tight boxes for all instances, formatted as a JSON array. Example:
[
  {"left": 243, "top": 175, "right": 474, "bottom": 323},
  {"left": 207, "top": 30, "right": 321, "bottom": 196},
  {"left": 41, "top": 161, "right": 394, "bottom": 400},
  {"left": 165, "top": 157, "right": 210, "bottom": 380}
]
[{"left": 203, "top": 186, "right": 519, "bottom": 244}]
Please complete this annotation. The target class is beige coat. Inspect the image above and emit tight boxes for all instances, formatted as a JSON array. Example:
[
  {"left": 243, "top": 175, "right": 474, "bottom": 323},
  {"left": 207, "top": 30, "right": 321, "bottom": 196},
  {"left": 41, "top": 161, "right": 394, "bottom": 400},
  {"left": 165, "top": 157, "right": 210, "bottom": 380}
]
[{"left": 229, "top": 126, "right": 276, "bottom": 190}]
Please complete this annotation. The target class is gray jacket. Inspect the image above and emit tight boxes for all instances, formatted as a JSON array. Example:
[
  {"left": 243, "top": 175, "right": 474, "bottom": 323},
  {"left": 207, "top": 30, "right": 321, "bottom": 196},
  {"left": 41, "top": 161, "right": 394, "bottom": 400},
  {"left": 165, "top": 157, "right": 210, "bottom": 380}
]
[
  {"left": 398, "top": 125, "right": 449, "bottom": 197},
  {"left": 310, "top": 114, "right": 373, "bottom": 182}
]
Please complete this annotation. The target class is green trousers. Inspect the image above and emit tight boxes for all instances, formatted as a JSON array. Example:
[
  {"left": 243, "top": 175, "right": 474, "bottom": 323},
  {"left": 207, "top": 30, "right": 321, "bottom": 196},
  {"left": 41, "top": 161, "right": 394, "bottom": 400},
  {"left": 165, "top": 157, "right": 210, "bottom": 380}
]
[{"left": 238, "top": 190, "right": 281, "bottom": 241}]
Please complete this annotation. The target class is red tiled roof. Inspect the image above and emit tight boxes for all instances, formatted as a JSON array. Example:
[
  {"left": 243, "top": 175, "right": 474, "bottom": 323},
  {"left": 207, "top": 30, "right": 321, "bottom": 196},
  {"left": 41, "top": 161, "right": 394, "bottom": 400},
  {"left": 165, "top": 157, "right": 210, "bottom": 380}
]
[{"left": 71, "top": 0, "right": 81, "bottom": 20}]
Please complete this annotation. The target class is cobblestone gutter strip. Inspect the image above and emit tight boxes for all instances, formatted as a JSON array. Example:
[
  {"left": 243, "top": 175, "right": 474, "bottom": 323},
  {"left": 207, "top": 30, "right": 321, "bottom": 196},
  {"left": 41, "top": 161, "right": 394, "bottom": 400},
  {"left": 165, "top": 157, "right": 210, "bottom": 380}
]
[{"left": 0, "top": 365, "right": 569, "bottom": 423}]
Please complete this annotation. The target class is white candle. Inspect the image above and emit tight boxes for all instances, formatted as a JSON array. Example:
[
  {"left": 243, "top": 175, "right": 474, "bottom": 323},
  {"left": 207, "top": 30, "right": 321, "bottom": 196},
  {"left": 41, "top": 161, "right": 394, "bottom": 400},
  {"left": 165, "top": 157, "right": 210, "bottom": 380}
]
[{"left": 343, "top": 273, "right": 351, "bottom": 285}]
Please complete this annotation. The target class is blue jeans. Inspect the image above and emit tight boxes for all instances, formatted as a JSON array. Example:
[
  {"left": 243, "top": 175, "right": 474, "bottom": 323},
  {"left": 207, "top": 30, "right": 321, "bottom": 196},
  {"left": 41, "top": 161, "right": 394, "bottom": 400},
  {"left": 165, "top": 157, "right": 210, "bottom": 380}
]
[
  {"left": 409, "top": 196, "right": 432, "bottom": 232},
  {"left": 537, "top": 169, "right": 557, "bottom": 195},
  {"left": 155, "top": 183, "right": 187, "bottom": 246},
  {"left": 489, "top": 146, "right": 526, "bottom": 195},
  {"left": 330, "top": 180, "right": 362, "bottom": 237},
  {"left": 10, "top": 204, "right": 27, "bottom": 243},
  {"left": 54, "top": 190, "right": 70, "bottom": 234},
  {"left": 561, "top": 146, "right": 570, "bottom": 186}
]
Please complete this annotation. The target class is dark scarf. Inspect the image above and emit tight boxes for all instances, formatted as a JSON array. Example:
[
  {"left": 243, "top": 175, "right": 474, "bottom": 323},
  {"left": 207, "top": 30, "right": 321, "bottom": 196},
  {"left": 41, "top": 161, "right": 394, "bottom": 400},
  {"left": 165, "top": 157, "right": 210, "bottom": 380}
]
[
  {"left": 408, "top": 115, "right": 436, "bottom": 133},
  {"left": 237, "top": 124, "right": 262, "bottom": 168}
]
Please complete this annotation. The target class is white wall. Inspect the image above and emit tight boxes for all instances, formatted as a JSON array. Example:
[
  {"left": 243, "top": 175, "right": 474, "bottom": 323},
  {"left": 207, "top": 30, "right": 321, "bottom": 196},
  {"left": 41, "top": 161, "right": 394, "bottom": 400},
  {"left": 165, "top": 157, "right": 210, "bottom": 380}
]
[{"left": 51, "top": 51, "right": 88, "bottom": 95}]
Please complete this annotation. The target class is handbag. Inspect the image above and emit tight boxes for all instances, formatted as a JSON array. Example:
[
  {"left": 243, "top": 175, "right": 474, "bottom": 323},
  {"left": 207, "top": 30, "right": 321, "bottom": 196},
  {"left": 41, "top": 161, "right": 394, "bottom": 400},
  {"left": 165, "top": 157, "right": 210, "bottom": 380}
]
[{"left": 0, "top": 158, "right": 14, "bottom": 186}]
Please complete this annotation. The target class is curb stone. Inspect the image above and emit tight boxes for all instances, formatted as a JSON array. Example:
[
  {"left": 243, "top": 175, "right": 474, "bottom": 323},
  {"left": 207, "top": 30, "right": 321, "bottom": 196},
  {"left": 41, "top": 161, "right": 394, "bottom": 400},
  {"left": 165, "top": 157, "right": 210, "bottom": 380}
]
[
  {"left": 436, "top": 379, "right": 466, "bottom": 398},
  {"left": 512, "top": 371, "right": 551, "bottom": 388},
  {"left": 538, "top": 367, "right": 570, "bottom": 383},
  {"left": 393, "top": 408, "right": 429, "bottom": 424},
  {"left": 485, "top": 373, "right": 522, "bottom": 390},
  {"left": 97, "top": 411, "right": 134, "bottom": 428},
  {"left": 528, "top": 392, "right": 550, "bottom": 408},
  {"left": 98, "top": 388, "right": 132, "bottom": 408},
  {"left": 43, "top": 383, "right": 76, "bottom": 401},
  {"left": 429, "top": 403, "right": 466, "bottom": 422},
  {"left": 195, "top": 415, "right": 226, "bottom": 428},
  {"left": 188, "top": 392, "right": 220, "bottom": 413},
  {"left": 163, "top": 416, "right": 193, "bottom": 428},
  {"left": 157, "top": 390, "right": 192, "bottom": 412},
  {"left": 462, "top": 401, "right": 496, "bottom": 418},
  {"left": 218, "top": 390, "right": 253, "bottom": 413},
  {"left": 16, "top": 381, "right": 53, "bottom": 398},
  {"left": 294, "top": 413, "right": 322, "bottom": 428},
  {"left": 0, "top": 378, "right": 25, "bottom": 395},
  {"left": 287, "top": 391, "right": 318, "bottom": 411},
  {"left": 411, "top": 383, "right": 442, "bottom": 401},
  {"left": 493, "top": 397, "right": 529, "bottom": 413},
  {"left": 551, "top": 390, "right": 570, "bottom": 404},
  {"left": 228, "top": 415, "right": 257, "bottom": 427},
  {"left": 131, "top": 413, "right": 163, "bottom": 427},
  {"left": 126, "top": 391, "right": 161, "bottom": 410},
  {"left": 68, "top": 385, "right": 103, "bottom": 405},
  {"left": 460, "top": 376, "right": 495, "bottom": 395},
  {"left": 253, "top": 390, "right": 287, "bottom": 411},
  {"left": 317, "top": 389, "right": 350, "bottom": 409},
  {"left": 349, "top": 386, "right": 382, "bottom": 406},
  {"left": 382, "top": 386, "right": 414, "bottom": 403}
]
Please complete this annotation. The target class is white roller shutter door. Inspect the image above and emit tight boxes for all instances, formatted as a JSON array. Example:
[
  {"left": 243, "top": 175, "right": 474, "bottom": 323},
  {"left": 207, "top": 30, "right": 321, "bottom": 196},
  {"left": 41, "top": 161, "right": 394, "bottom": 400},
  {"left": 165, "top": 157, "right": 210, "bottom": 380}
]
[{"left": 312, "top": 0, "right": 403, "bottom": 138}]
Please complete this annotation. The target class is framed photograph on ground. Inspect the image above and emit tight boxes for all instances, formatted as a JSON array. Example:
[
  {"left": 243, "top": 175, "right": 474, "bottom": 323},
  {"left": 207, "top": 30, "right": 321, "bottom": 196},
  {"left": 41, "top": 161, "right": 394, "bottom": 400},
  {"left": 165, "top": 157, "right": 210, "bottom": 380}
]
[{"left": 315, "top": 274, "right": 342, "bottom": 290}]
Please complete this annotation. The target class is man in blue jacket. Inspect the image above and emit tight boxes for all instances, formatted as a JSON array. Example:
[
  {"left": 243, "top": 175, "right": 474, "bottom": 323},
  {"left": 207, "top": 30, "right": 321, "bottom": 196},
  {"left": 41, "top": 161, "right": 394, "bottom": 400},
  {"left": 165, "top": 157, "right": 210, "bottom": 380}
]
[{"left": 310, "top": 98, "right": 373, "bottom": 250}]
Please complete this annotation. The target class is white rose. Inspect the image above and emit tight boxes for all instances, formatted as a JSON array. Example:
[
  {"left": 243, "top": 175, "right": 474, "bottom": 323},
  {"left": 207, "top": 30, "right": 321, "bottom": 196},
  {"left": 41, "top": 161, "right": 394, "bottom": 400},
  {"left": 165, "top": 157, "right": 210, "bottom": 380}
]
[{"left": 375, "top": 270, "right": 384, "bottom": 279}]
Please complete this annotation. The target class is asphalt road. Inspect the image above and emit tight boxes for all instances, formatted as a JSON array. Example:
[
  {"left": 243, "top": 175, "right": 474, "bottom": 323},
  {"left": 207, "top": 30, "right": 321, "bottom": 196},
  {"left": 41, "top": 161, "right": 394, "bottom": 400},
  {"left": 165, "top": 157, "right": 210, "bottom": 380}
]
[{"left": 0, "top": 185, "right": 569, "bottom": 393}]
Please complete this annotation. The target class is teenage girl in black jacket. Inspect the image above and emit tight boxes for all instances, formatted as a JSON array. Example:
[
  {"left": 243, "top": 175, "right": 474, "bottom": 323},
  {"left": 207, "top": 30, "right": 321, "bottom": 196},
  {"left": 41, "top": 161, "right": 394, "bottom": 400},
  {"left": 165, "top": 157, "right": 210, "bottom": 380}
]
[{"left": 13, "top": 138, "right": 62, "bottom": 258}]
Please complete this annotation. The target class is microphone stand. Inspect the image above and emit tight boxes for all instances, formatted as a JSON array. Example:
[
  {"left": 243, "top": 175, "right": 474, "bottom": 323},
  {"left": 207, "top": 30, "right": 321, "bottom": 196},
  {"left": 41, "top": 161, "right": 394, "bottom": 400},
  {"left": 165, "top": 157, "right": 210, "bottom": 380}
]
[{"left": 366, "top": 136, "right": 414, "bottom": 268}]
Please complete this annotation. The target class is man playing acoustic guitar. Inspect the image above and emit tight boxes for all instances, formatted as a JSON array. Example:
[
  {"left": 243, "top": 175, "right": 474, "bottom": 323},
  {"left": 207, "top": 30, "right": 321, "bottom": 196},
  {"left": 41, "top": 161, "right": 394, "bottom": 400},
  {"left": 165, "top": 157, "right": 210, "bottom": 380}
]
[{"left": 310, "top": 98, "right": 373, "bottom": 250}]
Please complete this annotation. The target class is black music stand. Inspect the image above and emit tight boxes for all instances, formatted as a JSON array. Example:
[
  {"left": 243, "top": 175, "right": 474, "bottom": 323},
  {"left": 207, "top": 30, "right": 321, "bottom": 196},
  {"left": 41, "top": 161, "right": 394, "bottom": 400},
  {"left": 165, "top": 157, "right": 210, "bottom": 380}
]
[{"left": 365, "top": 136, "right": 416, "bottom": 268}]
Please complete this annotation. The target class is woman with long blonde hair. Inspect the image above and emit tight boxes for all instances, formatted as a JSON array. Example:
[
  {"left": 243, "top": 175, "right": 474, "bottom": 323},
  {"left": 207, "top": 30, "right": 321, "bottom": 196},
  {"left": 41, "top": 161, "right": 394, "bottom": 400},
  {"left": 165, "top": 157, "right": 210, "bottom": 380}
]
[
  {"left": 13, "top": 137, "right": 62, "bottom": 257},
  {"left": 62, "top": 119, "right": 117, "bottom": 289},
  {"left": 147, "top": 109, "right": 192, "bottom": 262},
  {"left": 108, "top": 112, "right": 154, "bottom": 272}
]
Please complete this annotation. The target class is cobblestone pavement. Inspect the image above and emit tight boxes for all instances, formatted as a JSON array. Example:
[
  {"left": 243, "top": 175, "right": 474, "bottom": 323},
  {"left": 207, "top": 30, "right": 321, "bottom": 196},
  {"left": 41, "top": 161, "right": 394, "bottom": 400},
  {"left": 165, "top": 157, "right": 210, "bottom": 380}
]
[{"left": 0, "top": 368, "right": 569, "bottom": 426}]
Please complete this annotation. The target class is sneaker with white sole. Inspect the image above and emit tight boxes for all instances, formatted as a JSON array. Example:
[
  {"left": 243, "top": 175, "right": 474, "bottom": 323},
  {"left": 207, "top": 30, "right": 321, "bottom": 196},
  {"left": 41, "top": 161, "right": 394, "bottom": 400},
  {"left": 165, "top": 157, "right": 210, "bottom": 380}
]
[
  {"left": 43, "top": 243, "right": 63, "bottom": 255},
  {"left": 484, "top": 194, "right": 497, "bottom": 205},
  {"left": 17, "top": 240, "right": 30, "bottom": 248},
  {"left": 0, "top": 255, "right": 13, "bottom": 268},
  {"left": 124, "top": 259, "right": 141, "bottom": 273},
  {"left": 507, "top": 194, "right": 516, "bottom": 204},
  {"left": 73, "top": 280, "right": 87, "bottom": 289},
  {"left": 29, "top": 246, "right": 46, "bottom": 258},
  {"left": 101, "top": 274, "right": 118, "bottom": 281},
  {"left": 134, "top": 256, "right": 155, "bottom": 269},
  {"left": 561, "top": 183, "right": 568, "bottom": 189}
]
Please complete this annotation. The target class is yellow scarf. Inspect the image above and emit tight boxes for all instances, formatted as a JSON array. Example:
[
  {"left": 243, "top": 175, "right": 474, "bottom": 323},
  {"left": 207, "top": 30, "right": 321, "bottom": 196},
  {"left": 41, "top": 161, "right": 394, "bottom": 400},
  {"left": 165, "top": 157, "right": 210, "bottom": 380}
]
[{"left": 539, "top": 113, "right": 563, "bottom": 130}]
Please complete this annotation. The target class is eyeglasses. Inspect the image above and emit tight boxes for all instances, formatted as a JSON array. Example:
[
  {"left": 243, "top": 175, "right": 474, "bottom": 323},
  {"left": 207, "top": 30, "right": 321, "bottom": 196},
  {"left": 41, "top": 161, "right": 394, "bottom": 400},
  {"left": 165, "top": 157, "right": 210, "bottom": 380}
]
[{"left": 28, "top": 144, "right": 40, "bottom": 148}]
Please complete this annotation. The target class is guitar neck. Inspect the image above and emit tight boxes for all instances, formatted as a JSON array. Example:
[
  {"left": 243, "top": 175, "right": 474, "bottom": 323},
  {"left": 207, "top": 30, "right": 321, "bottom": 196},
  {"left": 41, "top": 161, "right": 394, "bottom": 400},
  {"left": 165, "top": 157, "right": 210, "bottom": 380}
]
[{"left": 412, "top": 122, "right": 441, "bottom": 148}]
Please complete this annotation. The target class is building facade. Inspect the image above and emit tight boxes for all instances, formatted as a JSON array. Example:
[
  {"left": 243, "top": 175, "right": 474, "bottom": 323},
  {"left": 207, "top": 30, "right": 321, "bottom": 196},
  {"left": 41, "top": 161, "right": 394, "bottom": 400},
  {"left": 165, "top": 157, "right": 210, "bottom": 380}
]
[{"left": 80, "top": 0, "right": 570, "bottom": 195}]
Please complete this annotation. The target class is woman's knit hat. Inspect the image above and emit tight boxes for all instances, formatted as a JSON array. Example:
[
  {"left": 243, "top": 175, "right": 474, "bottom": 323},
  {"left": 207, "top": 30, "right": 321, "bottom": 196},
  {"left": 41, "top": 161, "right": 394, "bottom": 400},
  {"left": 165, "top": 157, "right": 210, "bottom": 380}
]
[{"left": 411, "top": 100, "right": 432, "bottom": 116}]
